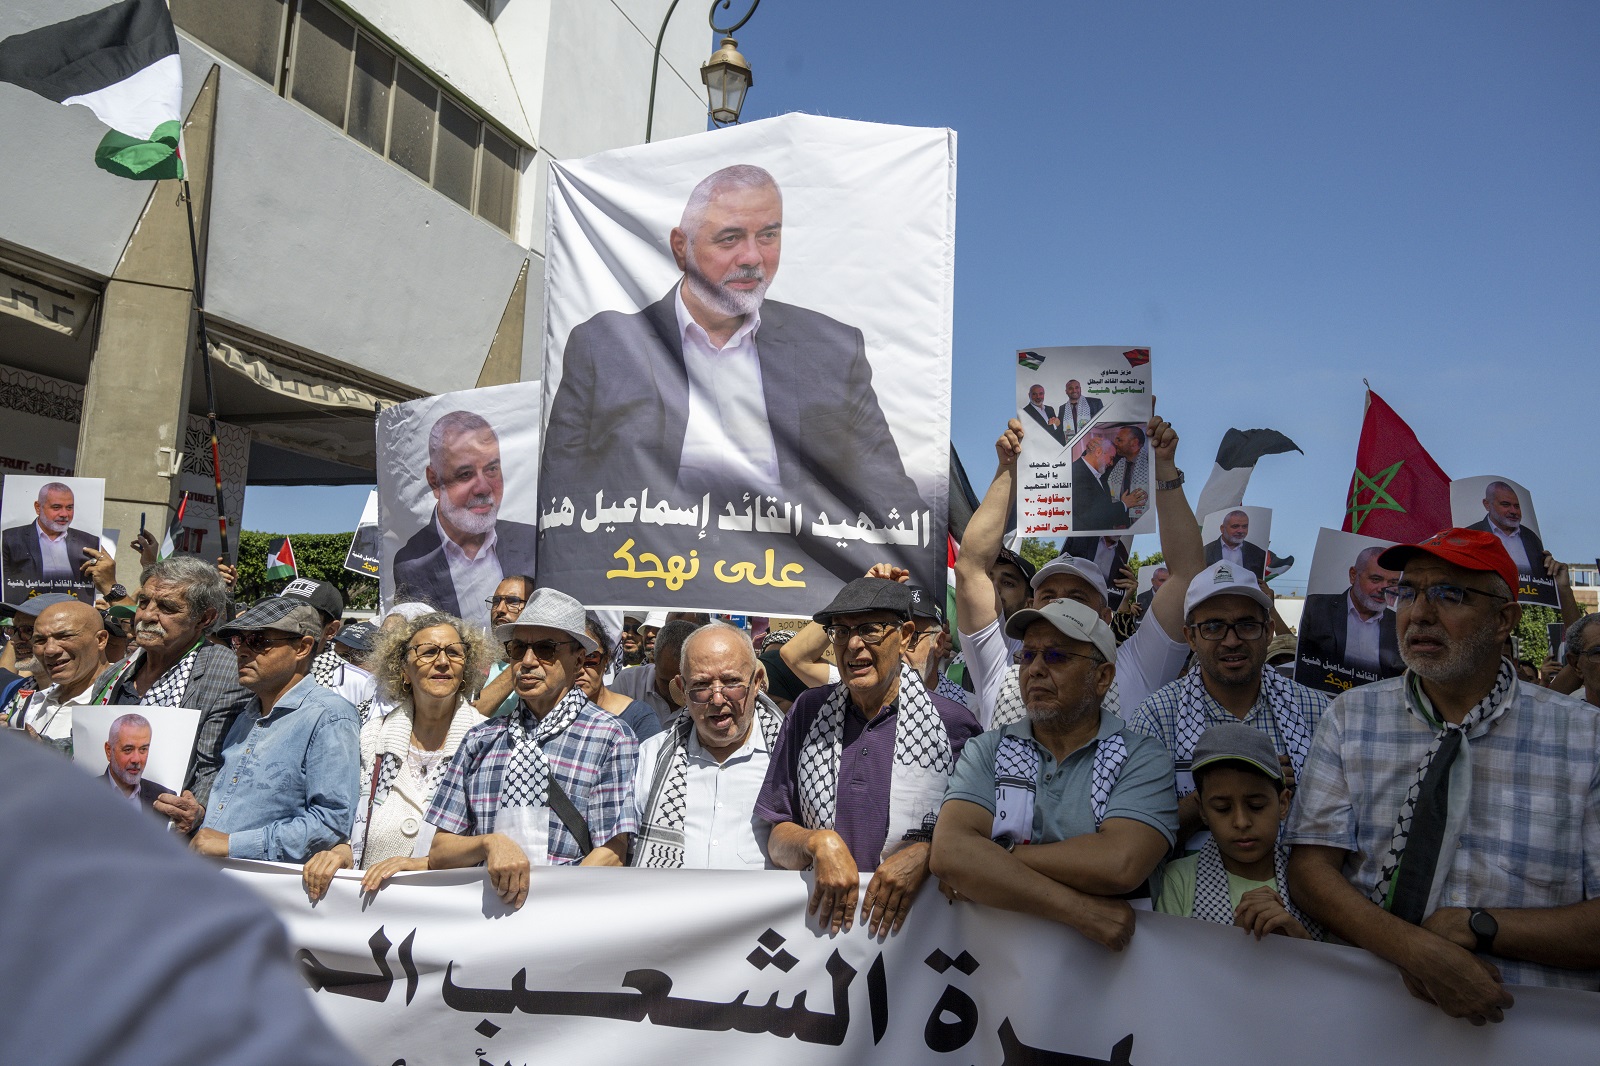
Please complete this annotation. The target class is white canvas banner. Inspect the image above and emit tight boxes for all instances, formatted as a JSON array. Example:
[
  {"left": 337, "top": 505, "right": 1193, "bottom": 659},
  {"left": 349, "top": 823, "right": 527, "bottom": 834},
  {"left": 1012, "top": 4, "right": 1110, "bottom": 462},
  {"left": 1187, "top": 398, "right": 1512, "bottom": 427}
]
[
  {"left": 224, "top": 862, "right": 1596, "bottom": 1066},
  {"left": 539, "top": 113, "right": 955, "bottom": 614},
  {"left": 376, "top": 381, "right": 542, "bottom": 631}
]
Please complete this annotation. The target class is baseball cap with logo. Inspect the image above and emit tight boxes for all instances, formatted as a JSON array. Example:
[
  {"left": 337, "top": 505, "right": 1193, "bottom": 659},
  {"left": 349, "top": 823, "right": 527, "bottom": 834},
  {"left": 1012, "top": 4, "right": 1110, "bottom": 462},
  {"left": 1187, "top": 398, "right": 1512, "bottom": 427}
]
[
  {"left": 1004, "top": 598, "right": 1117, "bottom": 663},
  {"left": 1377, "top": 528, "right": 1519, "bottom": 600},
  {"left": 1183, "top": 561, "right": 1272, "bottom": 618},
  {"left": 1029, "top": 555, "right": 1109, "bottom": 603},
  {"left": 279, "top": 577, "right": 344, "bottom": 624},
  {"left": 907, "top": 585, "right": 944, "bottom": 625}
]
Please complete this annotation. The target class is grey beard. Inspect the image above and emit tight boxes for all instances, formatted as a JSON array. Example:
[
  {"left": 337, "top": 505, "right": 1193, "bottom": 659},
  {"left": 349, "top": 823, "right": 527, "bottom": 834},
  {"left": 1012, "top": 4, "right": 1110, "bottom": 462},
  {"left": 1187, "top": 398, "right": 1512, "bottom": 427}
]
[
  {"left": 440, "top": 493, "right": 499, "bottom": 536},
  {"left": 684, "top": 263, "right": 768, "bottom": 318},
  {"left": 1399, "top": 623, "right": 1501, "bottom": 684}
]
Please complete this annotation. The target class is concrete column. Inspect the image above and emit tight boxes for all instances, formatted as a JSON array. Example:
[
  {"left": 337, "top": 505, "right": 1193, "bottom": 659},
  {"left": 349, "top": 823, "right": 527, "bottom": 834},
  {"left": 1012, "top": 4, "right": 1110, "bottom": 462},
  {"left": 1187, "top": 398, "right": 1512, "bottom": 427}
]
[
  {"left": 76, "top": 67, "right": 219, "bottom": 590},
  {"left": 475, "top": 259, "right": 529, "bottom": 388}
]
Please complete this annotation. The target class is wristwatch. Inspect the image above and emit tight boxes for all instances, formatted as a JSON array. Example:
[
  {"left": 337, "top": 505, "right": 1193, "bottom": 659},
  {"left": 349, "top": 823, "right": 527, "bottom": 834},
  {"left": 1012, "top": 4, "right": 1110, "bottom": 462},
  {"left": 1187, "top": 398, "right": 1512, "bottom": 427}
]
[
  {"left": 107, "top": 583, "right": 128, "bottom": 602},
  {"left": 1468, "top": 908, "right": 1498, "bottom": 954},
  {"left": 1155, "top": 469, "right": 1185, "bottom": 492}
]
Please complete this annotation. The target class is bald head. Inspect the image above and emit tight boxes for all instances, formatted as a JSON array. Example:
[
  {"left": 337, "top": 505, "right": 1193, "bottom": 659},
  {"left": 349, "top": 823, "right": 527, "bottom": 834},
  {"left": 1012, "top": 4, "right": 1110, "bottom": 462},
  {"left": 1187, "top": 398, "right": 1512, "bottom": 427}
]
[
  {"left": 36, "top": 600, "right": 104, "bottom": 636},
  {"left": 681, "top": 621, "right": 757, "bottom": 675},
  {"left": 32, "top": 600, "right": 109, "bottom": 695}
]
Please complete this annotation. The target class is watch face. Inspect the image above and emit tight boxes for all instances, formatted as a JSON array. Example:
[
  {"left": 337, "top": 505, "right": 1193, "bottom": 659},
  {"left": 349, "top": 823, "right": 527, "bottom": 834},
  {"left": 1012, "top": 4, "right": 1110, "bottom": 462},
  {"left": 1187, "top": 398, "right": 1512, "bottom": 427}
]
[{"left": 1470, "top": 910, "right": 1498, "bottom": 937}]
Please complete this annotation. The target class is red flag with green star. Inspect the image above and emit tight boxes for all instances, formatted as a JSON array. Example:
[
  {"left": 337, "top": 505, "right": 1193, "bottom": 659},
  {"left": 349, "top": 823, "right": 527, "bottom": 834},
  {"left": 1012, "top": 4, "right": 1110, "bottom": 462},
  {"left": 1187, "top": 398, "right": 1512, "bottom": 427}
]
[{"left": 1342, "top": 388, "right": 1452, "bottom": 541}]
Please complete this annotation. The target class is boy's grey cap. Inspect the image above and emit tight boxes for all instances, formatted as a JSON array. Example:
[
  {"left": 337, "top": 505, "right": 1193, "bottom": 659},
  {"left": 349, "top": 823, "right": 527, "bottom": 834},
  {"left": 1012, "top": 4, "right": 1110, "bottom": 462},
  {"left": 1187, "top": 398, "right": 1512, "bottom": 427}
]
[
  {"left": 3, "top": 593, "right": 79, "bottom": 620},
  {"left": 1190, "top": 722, "right": 1284, "bottom": 783},
  {"left": 812, "top": 577, "right": 913, "bottom": 626},
  {"left": 494, "top": 588, "right": 597, "bottom": 652},
  {"left": 215, "top": 598, "right": 324, "bottom": 639},
  {"left": 1004, "top": 598, "right": 1116, "bottom": 663}
]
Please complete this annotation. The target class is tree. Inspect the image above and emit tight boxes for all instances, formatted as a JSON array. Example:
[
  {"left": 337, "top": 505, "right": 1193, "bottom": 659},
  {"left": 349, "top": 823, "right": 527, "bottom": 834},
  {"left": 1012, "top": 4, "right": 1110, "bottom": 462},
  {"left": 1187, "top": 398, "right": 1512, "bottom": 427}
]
[
  {"left": 1019, "top": 537, "right": 1057, "bottom": 572},
  {"left": 1513, "top": 603, "right": 1560, "bottom": 665},
  {"left": 234, "top": 530, "right": 378, "bottom": 612}
]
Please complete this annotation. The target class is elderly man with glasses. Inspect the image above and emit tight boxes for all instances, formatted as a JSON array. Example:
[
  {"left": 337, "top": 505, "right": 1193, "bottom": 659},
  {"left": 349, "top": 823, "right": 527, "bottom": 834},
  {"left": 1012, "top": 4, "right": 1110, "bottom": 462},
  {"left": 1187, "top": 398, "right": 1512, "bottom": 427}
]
[
  {"left": 1130, "top": 561, "right": 1329, "bottom": 854},
  {"left": 631, "top": 621, "right": 783, "bottom": 869},
  {"left": 756, "top": 578, "right": 981, "bottom": 937},
  {"left": 1287, "top": 529, "right": 1600, "bottom": 1023},
  {"left": 191, "top": 598, "right": 360, "bottom": 863},
  {"left": 426, "top": 589, "right": 638, "bottom": 910}
]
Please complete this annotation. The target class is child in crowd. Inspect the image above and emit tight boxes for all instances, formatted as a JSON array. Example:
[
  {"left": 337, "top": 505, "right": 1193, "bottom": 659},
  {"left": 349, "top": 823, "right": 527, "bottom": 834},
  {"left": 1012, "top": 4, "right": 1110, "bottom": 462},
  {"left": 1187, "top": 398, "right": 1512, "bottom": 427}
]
[{"left": 1156, "top": 722, "right": 1321, "bottom": 940}]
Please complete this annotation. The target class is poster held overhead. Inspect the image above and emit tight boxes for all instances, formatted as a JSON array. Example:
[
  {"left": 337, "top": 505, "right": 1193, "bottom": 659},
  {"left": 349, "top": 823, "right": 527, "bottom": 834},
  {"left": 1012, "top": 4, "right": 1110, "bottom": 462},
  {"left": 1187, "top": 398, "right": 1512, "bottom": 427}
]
[
  {"left": 1448, "top": 476, "right": 1557, "bottom": 608},
  {"left": 0, "top": 474, "right": 104, "bottom": 605},
  {"left": 343, "top": 490, "right": 380, "bottom": 578},
  {"left": 538, "top": 113, "right": 954, "bottom": 614},
  {"left": 1200, "top": 505, "right": 1273, "bottom": 581},
  {"left": 1296, "top": 528, "right": 1405, "bottom": 696}
]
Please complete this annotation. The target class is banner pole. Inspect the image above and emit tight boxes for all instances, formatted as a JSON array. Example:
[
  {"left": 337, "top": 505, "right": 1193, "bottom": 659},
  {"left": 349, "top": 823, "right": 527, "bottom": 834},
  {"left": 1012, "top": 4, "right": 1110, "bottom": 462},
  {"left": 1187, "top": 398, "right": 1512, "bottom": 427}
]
[{"left": 180, "top": 179, "right": 230, "bottom": 562}]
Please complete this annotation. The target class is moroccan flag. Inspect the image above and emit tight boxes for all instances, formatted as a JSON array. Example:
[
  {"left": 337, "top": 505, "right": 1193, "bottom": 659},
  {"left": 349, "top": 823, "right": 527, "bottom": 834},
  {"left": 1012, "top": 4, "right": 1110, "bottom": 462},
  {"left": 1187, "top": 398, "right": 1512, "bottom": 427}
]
[
  {"left": 265, "top": 538, "right": 297, "bottom": 582},
  {"left": 1343, "top": 388, "right": 1452, "bottom": 542},
  {"left": 0, "top": 0, "right": 184, "bottom": 180}
]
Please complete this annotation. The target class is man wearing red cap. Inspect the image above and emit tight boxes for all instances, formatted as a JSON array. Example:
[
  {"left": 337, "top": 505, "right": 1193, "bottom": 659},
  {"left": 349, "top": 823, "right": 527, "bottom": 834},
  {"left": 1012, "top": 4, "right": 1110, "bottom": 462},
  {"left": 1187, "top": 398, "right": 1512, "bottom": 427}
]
[{"left": 1287, "top": 528, "right": 1600, "bottom": 1023}]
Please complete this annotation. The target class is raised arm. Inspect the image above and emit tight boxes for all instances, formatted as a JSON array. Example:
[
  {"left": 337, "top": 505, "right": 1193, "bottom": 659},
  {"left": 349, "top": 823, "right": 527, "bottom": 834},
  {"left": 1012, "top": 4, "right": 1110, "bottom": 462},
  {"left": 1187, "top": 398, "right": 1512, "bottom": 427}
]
[
  {"left": 1144, "top": 415, "right": 1203, "bottom": 643},
  {"left": 955, "top": 419, "right": 1024, "bottom": 638}
]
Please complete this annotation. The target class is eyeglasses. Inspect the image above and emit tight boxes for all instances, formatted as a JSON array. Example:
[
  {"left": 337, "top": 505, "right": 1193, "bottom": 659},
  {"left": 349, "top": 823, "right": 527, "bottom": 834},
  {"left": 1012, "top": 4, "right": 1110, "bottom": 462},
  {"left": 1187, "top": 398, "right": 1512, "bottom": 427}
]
[
  {"left": 1018, "top": 647, "right": 1104, "bottom": 669},
  {"left": 685, "top": 676, "right": 753, "bottom": 705},
  {"left": 229, "top": 632, "right": 301, "bottom": 654},
  {"left": 1383, "top": 583, "right": 1509, "bottom": 610},
  {"left": 823, "top": 621, "right": 901, "bottom": 645},
  {"left": 505, "top": 638, "right": 580, "bottom": 663},
  {"left": 486, "top": 594, "right": 527, "bottom": 610},
  {"left": 1189, "top": 619, "right": 1267, "bottom": 642},
  {"left": 410, "top": 642, "right": 467, "bottom": 664}
]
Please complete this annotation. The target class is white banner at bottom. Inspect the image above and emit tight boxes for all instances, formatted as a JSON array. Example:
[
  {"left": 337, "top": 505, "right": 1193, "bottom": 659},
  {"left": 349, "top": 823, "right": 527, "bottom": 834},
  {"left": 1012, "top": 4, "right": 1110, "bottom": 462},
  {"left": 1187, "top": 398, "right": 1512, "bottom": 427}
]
[{"left": 223, "top": 862, "right": 1597, "bottom": 1066}]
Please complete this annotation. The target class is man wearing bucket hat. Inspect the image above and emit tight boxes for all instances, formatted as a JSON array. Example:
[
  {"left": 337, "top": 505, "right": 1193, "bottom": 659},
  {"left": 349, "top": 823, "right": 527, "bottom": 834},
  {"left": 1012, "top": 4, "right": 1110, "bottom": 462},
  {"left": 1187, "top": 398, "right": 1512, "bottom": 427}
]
[
  {"left": 1130, "top": 561, "right": 1328, "bottom": 852},
  {"left": 931, "top": 599, "right": 1177, "bottom": 952},
  {"left": 757, "top": 577, "right": 981, "bottom": 938},
  {"left": 1287, "top": 528, "right": 1600, "bottom": 1021},
  {"left": 426, "top": 589, "right": 638, "bottom": 910},
  {"left": 191, "top": 597, "right": 360, "bottom": 863}
]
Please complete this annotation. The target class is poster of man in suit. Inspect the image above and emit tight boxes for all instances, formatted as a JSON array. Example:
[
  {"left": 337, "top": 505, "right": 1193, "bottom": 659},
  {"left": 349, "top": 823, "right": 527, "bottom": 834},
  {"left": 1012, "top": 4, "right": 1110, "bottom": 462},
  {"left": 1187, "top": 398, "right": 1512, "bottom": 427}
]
[
  {"left": 376, "top": 382, "right": 542, "bottom": 630},
  {"left": 1201, "top": 505, "right": 1272, "bottom": 579},
  {"left": 1014, "top": 345, "right": 1155, "bottom": 540},
  {"left": 72, "top": 705, "right": 202, "bottom": 819},
  {"left": 0, "top": 474, "right": 104, "bottom": 605},
  {"left": 1295, "top": 528, "right": 1405, "bottom": 696},
  {"left": 539, "top": 114, "right": 953, "bottom": 613},
  {"left": 1449, "top": 475, "right": 1558, "bottom": 608}
]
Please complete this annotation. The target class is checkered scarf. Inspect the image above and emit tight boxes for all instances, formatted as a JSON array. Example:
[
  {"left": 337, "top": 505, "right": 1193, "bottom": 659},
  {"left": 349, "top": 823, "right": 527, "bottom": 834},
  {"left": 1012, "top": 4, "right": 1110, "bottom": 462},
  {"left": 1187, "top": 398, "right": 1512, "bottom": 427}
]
[
  {"left": 1192, "top": 836, "right": 1322, "bottom": 938},
  {"left": 1172, "top": 665, "right": 1313, "bottom": 796},
  {"left": 993, "top": 663, "right": 1120, "bottom": 728},
  {"left": 633, "top": 693, "right": 784, "bottom": 869},
  {"left": 990, "top": 729, "right": 1128, "bottom": 846},
  {"left": 311, "top": 646, "right": 343, "bottom": 689},
  {"left": 500, "top": 686, "right": 589, "bottom": 809},
  {"left": 1369, "top": 660, "right": 1515, "bottom": 913},
  {"left": 797, "top": 664, "right": 954, "bottom": 865},
  {"left": 124, "top": 644, "right": 200, "bottom": 708}
]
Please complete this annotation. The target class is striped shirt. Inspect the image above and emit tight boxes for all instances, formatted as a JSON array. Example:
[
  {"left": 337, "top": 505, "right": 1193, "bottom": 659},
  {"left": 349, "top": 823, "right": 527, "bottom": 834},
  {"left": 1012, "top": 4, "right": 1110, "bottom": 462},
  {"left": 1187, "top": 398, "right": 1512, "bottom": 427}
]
[
  {"left": 1129, "top": 670, "right": 1329, "bottom": 783},
  {"left": 1286, "top": 674, "right": 1600, "bottom": 990},
  {"left": 426, "top": 697, "right": 639, "bottom": 865}
]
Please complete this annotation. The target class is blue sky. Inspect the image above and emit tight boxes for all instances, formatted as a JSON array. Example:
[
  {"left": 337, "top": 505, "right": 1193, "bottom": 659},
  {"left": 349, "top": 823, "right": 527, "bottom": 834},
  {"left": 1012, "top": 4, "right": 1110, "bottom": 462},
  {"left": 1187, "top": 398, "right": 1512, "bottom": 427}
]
[{"left": 248, "top": 1, "right": 1599, "bottom": 588}]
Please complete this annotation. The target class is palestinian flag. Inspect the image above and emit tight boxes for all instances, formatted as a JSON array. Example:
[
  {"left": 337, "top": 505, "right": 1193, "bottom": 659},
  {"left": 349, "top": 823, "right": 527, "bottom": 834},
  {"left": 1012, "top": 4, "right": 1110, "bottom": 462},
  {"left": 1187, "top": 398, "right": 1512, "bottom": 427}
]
[
  {"left": 1194, "top": 427, "right": 1303, "bottom": 518},
  {"left": 0, "top": 0, "right": 184, "bottom": 180},
  {"left": 156, "top": 490, "right": 190, "bottom": 560},
  {"left": 265, "top": 538, "right": 297, "bottom": 582}
]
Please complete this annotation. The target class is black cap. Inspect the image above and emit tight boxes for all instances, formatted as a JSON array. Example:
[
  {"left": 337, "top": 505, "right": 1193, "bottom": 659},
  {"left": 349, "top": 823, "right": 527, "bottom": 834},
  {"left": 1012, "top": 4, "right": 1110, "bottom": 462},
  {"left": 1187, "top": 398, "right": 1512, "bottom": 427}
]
[
  {"left": 994, "top": 547, "right": 1036, "bottom": 583},
  {"left": 812, "top": 578, "right": 914, "bottom": 625},
  {"left": 907, "top": 584, "right": 944, "bottom": 624},
  {"left": 332, "top": 621, "right": 376, "bottom": 652},
  {"left": 278, "top": 577, "right": 344, "bottom": 624}
]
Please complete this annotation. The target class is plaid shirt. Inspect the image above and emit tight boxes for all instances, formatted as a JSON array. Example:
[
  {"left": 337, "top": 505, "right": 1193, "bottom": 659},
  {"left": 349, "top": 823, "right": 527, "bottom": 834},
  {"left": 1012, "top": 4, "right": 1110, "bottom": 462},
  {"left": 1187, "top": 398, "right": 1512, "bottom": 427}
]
[
  {"left": 1286, "top": 674, "right": 1600, "bottom": 990},
  {"left": 1129, "top": 669, "right": 1328, "bottom": 783},
  {"left": 426, "top": 695, "right": 638, "bottom": 864}
]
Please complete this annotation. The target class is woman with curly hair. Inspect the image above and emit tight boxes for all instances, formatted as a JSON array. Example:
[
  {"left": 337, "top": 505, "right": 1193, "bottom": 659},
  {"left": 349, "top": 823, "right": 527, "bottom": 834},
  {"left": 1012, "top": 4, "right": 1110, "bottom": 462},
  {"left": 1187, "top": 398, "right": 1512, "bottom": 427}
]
[{"left": 302, "top": 611, "right": 491, "bottom": 899}]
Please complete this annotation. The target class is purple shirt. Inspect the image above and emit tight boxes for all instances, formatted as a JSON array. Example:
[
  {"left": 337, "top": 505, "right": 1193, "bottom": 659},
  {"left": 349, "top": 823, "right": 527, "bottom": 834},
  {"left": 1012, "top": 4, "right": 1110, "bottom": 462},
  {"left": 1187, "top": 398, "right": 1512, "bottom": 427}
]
[{"left": 754, "top": 684, "right": 982, "bottom": 871}]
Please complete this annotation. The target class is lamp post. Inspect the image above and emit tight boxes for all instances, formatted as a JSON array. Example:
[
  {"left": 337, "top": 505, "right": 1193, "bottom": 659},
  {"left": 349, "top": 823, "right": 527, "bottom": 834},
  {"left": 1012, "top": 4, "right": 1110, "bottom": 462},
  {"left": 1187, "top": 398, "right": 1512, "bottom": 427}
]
[{"left": 646, "top": 0, "right": 762, "bottom": 143}]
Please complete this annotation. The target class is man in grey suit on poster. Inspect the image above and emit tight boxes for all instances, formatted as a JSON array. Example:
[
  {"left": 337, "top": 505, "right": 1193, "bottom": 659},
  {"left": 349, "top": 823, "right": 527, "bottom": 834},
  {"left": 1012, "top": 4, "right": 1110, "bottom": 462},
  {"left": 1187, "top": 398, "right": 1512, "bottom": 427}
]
[
  {"left": 1, "top": 482, "right": 97, "bottom": 603},
  {"left": 1466, "top": 481, "right": 1547, "bottom": 581},
  {"left": 1203, "top": 509, "right": 1267, "bottom": 578}
]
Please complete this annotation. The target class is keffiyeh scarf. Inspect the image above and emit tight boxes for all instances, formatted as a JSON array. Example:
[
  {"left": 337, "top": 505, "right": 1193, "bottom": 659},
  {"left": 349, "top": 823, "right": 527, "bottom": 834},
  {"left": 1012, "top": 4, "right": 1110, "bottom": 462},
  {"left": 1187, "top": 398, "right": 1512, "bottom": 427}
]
[
  {"left": 990, "top": 729, "right": 1129, "bottom": 846},
  {"left": 1172, "top": 665, "right": 1313, "bottom": 796},
  {"left": 500, "top": 687, "right": 588, "bottom": 810},
  {"left": 633, "top": 693, "right": 785, "bottom": 869},
  {"left": 797, "top": 664, "right": 954, "bottom": 865},
  {"left": 111, "top": 643, "right": 200, "bottom": 707},
  {"left": 1192, "top": 836, "right": 1322, "bottom": 938}
]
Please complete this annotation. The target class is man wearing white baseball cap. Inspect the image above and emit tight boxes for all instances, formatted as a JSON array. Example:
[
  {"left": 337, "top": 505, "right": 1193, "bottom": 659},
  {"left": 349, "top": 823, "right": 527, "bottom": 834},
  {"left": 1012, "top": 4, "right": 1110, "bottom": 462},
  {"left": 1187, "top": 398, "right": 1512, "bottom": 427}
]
[
  {"left": 1130, "top": 561, "right": 1328, "bottom": 852},
  {"left": 426, "top": 589, "right": 638, "bottom": 910},
  {"left": 932, "top": 598, "right": 1178, "bottom": 952}
]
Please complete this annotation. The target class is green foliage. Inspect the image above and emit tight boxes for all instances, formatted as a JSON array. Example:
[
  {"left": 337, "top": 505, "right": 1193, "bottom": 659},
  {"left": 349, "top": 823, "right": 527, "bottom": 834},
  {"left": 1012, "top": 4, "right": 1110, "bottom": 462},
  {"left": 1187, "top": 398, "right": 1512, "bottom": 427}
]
[
  {"left": 1127, "top": 550, "right": 1164, "bottom": 573},
  {"left": 1513, "top": 603, "right": 1560, "bottom": 665},
  {"left": 234, "top": 530, "right": 378, "bottom": 612},
  {"left": 1018, "top": 537, "right": 1057, "bottom": 572}
]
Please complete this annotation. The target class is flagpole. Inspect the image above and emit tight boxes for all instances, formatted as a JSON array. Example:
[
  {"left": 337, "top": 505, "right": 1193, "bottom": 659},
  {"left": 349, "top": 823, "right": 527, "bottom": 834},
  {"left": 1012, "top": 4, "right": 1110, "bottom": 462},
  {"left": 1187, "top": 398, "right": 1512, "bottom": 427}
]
[{"left": 179, "top": 178, "right": 230, "bottom": 563}]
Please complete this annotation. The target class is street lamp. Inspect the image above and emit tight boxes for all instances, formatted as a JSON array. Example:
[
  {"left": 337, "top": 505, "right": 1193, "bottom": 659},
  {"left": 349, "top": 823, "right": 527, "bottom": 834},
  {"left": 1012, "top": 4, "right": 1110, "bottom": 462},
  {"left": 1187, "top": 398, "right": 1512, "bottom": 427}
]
[{"left": 646, "top": 0, "right": 762, "bottom": 143}]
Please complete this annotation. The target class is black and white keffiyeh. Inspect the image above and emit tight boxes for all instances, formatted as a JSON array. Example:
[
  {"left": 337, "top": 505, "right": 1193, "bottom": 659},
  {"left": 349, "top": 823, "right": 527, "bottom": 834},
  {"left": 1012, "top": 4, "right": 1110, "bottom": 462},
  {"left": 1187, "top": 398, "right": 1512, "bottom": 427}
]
[
  {"left": 993, "top": 663, "right": 1120, "bottom": 729},
  {"left": 500, "top": 686, "right": 589, "bottom": 810},
  {"left": 1370, "top": 660, "right": 1515, "bottom": 917},
  {"left": 311, "top": 646, "right": 343, "bottom": 689},
  {"left": 633, "top": 693, "right": 785, "bottom": 869},
  {"left": 135, "top": 644, "right": 200, "bottom": 707},
  {"left": 1172, "top": 665, "right": 1313, "bottom": 796},
  {"left": 1192, "top": 836, "right": 1322, "bottom": 938},
  {"left": 990, "top": 729, "right": 1129, "bottom": 846},
  {"left": 797, "top": 664, "right": 955, "bottom": 865}
]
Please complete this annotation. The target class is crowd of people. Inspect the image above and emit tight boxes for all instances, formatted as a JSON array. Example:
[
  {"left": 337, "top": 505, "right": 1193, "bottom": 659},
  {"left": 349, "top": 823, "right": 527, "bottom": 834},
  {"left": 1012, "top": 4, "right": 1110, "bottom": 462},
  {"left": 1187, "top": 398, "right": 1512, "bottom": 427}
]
[{"left": 1, "top": 413, "right": 1596, "bottom": 1031}]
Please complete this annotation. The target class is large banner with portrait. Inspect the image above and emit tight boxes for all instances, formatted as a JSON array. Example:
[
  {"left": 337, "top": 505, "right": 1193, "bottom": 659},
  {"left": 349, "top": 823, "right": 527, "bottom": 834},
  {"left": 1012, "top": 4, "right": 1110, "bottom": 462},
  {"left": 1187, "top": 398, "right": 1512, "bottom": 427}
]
[
  {"left": 224, "top": 861, "right": 1594, "bottom": 1066},
  {"left": 538, "top": 113, "right": 955, "bottom": 613},
  {"left": 376, "top": 381, "right": 542, "bottom": 631},
  {"left": 1448, "top": 476, "right": 1557, "bottom": 608},
  {"left": 1015, "top": 346, "right": 1154, "bottom": 540},
  {"left": 1296, "top": 527, "right": 1404, "bottom": 696}
]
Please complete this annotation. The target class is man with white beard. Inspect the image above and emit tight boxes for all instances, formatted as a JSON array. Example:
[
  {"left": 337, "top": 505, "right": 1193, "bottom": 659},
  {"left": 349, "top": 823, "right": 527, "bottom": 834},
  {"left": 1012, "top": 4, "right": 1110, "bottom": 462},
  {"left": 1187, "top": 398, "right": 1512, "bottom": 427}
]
[{"left": 392, "top": 411, "right": 537, "bottom": 628}]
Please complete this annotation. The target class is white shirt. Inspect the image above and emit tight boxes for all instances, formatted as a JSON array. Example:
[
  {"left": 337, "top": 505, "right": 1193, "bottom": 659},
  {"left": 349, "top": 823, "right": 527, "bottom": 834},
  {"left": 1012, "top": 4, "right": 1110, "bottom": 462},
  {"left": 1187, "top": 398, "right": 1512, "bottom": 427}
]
[
  {"left": 674, "top": 289, "right": 780, "bottom": 495},
  {"left": 1092, "top": 537, "right": 1119, "bottom": 580},
  {"left": 17, "top": 681, "right": 98, "bottom": 741},
  {"left": 435, "top": 512, "right": 502, "bottom": 629},
  {"left": 611, "top": 664, "right": 675, "bottom": 727},
  {"left": 1486, "top": 519, "right": 1532, "bottom": 572},
  {"left": 1344, "top": 591, "right": 1384, "bottom": 672},
  {"left": 633, "top": 722, "right": 774, "bottom": 869},
  {"left": 36, "top": 522, "right": 72, "bottom": 578},
  {"left": 329, "top": 660, "right": 377, "bottom": 709},
  {"left": 1220, "top": 540, "right": 1245, "bottom": 568}
]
